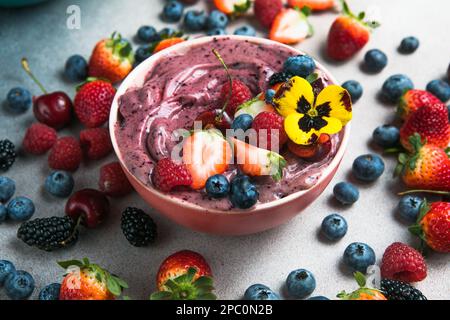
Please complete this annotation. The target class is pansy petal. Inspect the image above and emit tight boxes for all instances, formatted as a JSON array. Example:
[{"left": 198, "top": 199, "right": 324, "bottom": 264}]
[
  {"left": 273, "top": 76, "right": 315, "bottom": 118},
  {"left": 319, "top": 116, "right": 343, "bottom": 135},
  {"left": 284, "top": 113, "right": 321, "bottom": 145},
  {"left": 315, "top": 85, "right": 352, "bottom": 125}
]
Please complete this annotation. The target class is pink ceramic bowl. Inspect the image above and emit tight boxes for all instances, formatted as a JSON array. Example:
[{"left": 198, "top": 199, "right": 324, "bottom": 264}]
[{"left": 110, "top": 36, "right": 351, "bottom": 236}]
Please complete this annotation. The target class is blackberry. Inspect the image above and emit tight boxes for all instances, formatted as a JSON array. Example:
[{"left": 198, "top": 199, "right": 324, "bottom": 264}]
[
  {"left": 269, "top": 72, "right": 292, "bottom": 86},
  {"left": 121, "top": 207, "right": 157, "bottom": 247},
  {"left": 17, "top": 216, "right": 79, "bottom": 252},
  {"left": 0, "top": 140, "right": 16, "bottom": 171},
  {"left": 380, "top": 279, "right": 427, "bottom": 300}
]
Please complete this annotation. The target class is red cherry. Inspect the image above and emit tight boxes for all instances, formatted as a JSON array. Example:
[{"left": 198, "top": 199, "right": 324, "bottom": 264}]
[
  {"left": 195, "top": 110, "right": 232, "bottom": 133},
  {"left": 65, "top": 189, "right": 110, "bottom": 228},
  {"left": 33, "top": 92, "right": 73, "bottom": 129}
]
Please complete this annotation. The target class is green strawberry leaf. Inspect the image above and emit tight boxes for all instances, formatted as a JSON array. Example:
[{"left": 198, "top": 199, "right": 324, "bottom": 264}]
[
  {"left": 197, "top": 293, "right": 217, "bottom": 300},
  {"left": 234, "top": 0, "right": 251, "bottom": 14},
  {"left": 354, "top": 272, "right": 366, "bottom": 288},
  {"left": 164, "top": 279, "right": 180, "bottom": 291},
  {"left": 111, "top": 275, "right": 129, "bottom": 289},
  {"left": 82, "top": 258, "right": 90, "bottom": 266},
  {"left": 306, "top": 73, "right": 319, "bottom": 83},
  {"left": 106, "top": 275, "right": 122, "bottom": 297},
  {"left": 300, "top": 6, "right": 312, "bottom": 17},
  {"left": 58, "top": 260, "right": 83, "bottom": 269},
  {"left": 408, "top": 224, "right": 423, "bottom": 237},
  {"left": 193, "top": 276, "right": 214, "bottom": 288},
  {"left": 416, "top": 199, "right": 430, "bottom": 223},
  {"left": 150, "top": 291, "right": 173, "bottom": 300}
]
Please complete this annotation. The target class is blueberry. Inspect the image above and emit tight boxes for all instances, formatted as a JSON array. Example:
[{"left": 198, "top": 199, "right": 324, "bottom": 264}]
[
  {"left": 0, "top": 204, "right": 6, "bottom": 223},
  {"left": 0, "top": 260, "right": 15, "bottom": 285},
  {"left": 4, "top": 270, "right": 35, "bottom": 300},
  {"left": 342, "top": 80, "right": 363, "bottom": 103},
  {"left": 183, "top": 10, "right": 207, "bottom": 31},
  {"left": 232, "top": 114, "right": 253, "bottom": 131},
  {"left": 135, "top": 46, "right": 152, "bottom": 64},
  {"left": 372, "top": 125, "right": 400, "bottom": 148},
  {"left": 162, "top": 0, "right": 184, "bottom": 22},
  {"left": 244, "top": 284, "right": 280, "bottom": 300},
  {"left": 205, "top": 174, "right": 230, "bottom": 199},
  {"left": 7, "top": 197, "right": 35, "bottom": 221},
  {"left": 265, "top": 89, "right": 276, "bottom": 103},
  {"left": 234, "top": 25, "right": 256, "bottom": 37},
  {"left": 64, "top": 55, "right": 88, "bottom": 82},
  {"left": 206, "top": 10, "right": 229, "bottom": 30},
  {"left": 6, "top": 87, "right": 32, "bottom": 113},
  {"left": 308, "top": 296, "right": 330, "bottom": 300},
  {"left": 39, "top": 283, "right": 61, "bottom": 300},
  {"left": 321, "top": 214, "right": 348, "bottom": 241},
  {"left": 399, "top": 36, "right": 420, "bottom": 54},
  {"left": 352, "top": 154, "right": 385, "bottom": 182},
  {"left": 364, "top": 49, "right": 388, "bottom": 73},
  {"left": 426, "top": 79, "right": 450, "bottom": 102},
  {"left": 333, "top": 182, "right": 359, "bottom": 205},
  {"left": 207, "top": 28, "right": 226, "bottom": 36},
  {"left": 137, "top": 26, "right": 159, "bottom": 43},
  {"left": 343, "top": 242, "right": 376, "bottom": 273},
  {"left": 382, "top": 74, "right": 414, "bottom": 103},
  {"left": 44, "top": 171, "right": 74, "bottom": 198},
  {"left": 286, "top": 269, "right": 316, "bottom": 299},
  {"left": 0, "top": 176, "right": 15, "bottom": 203},
  {"left": 230, "top": 175, "right": 259, "bottom": 209},
  {"left": 398, "top": 195, "right": 423, "bottom": 223},
  {"left": 283, "top": 55, "right": 316, "bottom": 78}
]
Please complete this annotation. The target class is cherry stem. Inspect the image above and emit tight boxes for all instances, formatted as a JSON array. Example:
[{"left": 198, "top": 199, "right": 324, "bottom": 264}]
[
  {"left": 212, "top": 49, "right": 233, "bottom": 119},
  {"left": 398, "top": 190, "right": 450, "bottom": 196},
  {"left": 21, "top": 58, "right": 48, "bottom": 94}
]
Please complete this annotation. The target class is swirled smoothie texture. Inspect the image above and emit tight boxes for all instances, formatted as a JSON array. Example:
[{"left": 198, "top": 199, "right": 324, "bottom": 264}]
[{"left": 115, "top": 37, "right": 342, "bottom": 211}]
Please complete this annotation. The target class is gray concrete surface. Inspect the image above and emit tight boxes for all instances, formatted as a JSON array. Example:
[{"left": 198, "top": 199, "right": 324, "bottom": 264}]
[{"left": 0, "top": 0, "right": 449, "bottom": 300}]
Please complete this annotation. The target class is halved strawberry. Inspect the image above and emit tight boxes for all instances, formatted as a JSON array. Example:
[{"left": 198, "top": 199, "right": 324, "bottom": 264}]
[
  {"left": 234, "top": 97, "right": 275, "bottom": 119},
  {"left": 269, "top": 8, "right": 313, "bottom": 44},
  {"left": 288, "top": 0, "right": 336, "bottom": 11},
  {"left": 232, "top": 138, "right": 286, "bottom": 181},
  {"left": 183, "top": 130, "right": 233, "bottom": 190},
  {"left": 213, "top": 0, "right": 251, "bottom": 15},
  {"left": 154, "top": 38, "right": 185, "bottom": 54}
]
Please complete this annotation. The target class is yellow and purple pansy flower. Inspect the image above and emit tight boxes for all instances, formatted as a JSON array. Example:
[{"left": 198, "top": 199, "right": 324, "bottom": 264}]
[{"left": 273, "top": 76, "right": 352, "bottom": 145}]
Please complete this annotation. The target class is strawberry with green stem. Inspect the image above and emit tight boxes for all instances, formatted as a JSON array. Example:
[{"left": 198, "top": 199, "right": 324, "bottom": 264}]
[
  {"left": 213, "top": 0, "right": 251, "bottom": 17},
  {"left": 337, "top": 272, "right": 387, "bottom": 300},
  {"left": 269, "top": 7, "right": 314, "bottom": 45}
]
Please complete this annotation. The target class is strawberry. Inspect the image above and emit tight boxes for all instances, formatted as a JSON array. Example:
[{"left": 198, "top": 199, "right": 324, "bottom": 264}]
[
  {"left": 79, "top": 127, "right": 112, "bottom": 160},
  {"left": 327, "top": 1, "right": 379, "bottom": 61},
  {"left": 252, "top": 111, "right": 288, "bottom": 151},
  {"left": 153, "top": 38, "right": 185, "bottom": 54},
  {"left": 58, "top": 258, "right": 128, "bottom": 300},
  {"left": 399, "top": 103, "right": 450, "bottom": 151},
  {"left": 234, "top": 97, "right": 275, "bottom": 119},
  {"left": 269, "top": 8, "right": 313, "bottom": 44},
  {"left": 88, "top": 33, "right": 134, "bottom": 83},
  {"left": 288, "top": 134, "right": 332, "bottom": 162},
  {"left": 48, "top": 137, "right": 82, "bottom": 172},
  {"left": 22, "top": 123, "right": 57, "bottom": 155},
  {"left": 397, "top": 89, "right": 443, "bottom": 120},
  {"left": 151, "top": 250, "right": 216, "bottom": 300},
  {"left": 410, "top": 201, "right": 450, "bottom": 253},
  {"left": 232, "top": 138, "right": 286, "bottom": 181},
  {"left": 396, "top": 134, "right": 450, "bottom": 191},
  {"left": 288, "top": 0, "right": 335, "bottom": 11},
  {"left": 254, "top": 0, "right": 283, "bottom": 29},
  {"left": 74, "top": 79, "right": 116, "bottom": 128},
  {"left": 219, "top": 79, "right": 252, "bottom": 116},
  {"left": 152, "top": 158, "right": 193, "bottom": 192},
  {"left": 337, "top": 272, "right": 387, "bottom": 300},
  {"left": 213, "top": 0, "right": 251, "bottom": 16},
  {"left": 183, "top": 130, "right": 232, "bottom": 190}
]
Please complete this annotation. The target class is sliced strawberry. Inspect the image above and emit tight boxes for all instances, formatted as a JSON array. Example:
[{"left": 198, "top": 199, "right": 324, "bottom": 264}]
[
  {"left": 288, "top": 0, "right": 335, "bottom": 11},
  {"left": 232, "top": 138, "right": 286, "bottom": 181},
  {"left": 154, "top": 38, "right": 185, "bottom": 54},
  {"left": 183, "top": 130, "right": 233, "bottom": 190},
  {"left": 213, "top": 0, "right": 251, "bottom": 15},
  {"left": 269, "top": 8, "right": 313, "bottom": 45},
  {"left": 235, "top": 97, "right": 275, "bottom": 119}
]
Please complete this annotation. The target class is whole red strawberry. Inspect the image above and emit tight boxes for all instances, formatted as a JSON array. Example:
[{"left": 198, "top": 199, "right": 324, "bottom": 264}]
[
  {"left": 327, "top": 1, "right": 379, "bottom": 61},
  {"left": 22, "top": 123, "right": 57, "bottom": 155},
  {"left": 399, "top": 103, "right": 450, "bottom": 151},
  {"left": 252, "top": 111, "right": 288, "bottom": 151},
  {"left": 80, "top": 127, "right": 112, "bottom": 160},
  {"left": 219, "top": 79, "right": 252, "bottom": 116},
  {"left": 410, "top": 201, "right": 450, "bottom": 253},
  {"left": 48, "top": 137, "right": 82, "bottom": 172},
  {"left": 397, "top": 89, "right": 443, "bottom": 120},
  {"left": 74, "top": 80, "right": 116, "bottom": 128},
  {"left": 254, "top": 0, "right": 283, "bottom": 29},
  {"left": 152, "top": 158, "right": 193, "bottom": 192},
  {"left": 381, "top": 242, "right": 427, "bottom": 283},
  {"left": 151, "top": 250, "right": 216, "bottom": 300},
  {"left": 99, "top": 162, "right": 133, "bottom": 198},
  {"left": 88, "top": 33, "right": 134, "bottom": 84}
]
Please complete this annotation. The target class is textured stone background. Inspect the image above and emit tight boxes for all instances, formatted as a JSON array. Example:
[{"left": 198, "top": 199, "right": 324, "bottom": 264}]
[{"left": 0, "top": 0, "right": 449, "bottom": 300}]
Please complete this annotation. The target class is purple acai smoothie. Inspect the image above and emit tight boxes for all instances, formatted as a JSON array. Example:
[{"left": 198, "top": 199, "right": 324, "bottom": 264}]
[{"left": 115, "top": 37, "right": 343, "bottom": 211}]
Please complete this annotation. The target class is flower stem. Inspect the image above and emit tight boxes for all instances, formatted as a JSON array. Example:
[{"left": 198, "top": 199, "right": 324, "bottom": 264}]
[
  {"left": 212, "top": 49, "right": 233, "bottom": 119},
  {"left": 398, "top": 190, "right": 450, "bottom": 196}
]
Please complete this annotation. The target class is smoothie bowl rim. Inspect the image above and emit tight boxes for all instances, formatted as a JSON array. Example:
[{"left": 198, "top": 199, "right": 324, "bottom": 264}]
[{"left": 109, "top": 35, "right": 351, "bottom": 216}]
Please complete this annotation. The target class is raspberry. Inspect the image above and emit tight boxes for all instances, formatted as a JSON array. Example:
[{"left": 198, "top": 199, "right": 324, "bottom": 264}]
[
  {"left": 152, "top": 158, "right": 193, "bottom": 192},
  {"left": 22, "top": 123, "right": 57, "bottom": 155},
  {"left": 74, "top": 80, "right": 116, "bottom": 128},
  {"left": 254, "top": 0, "right": 283, "bottom": 29},
  {"left": 381, "top": 242, "right": 427, "bottom": 283},
  {"left": 98, "top": 162, "right": 133, "bottom": 198},
  {"left": 48, "top": 137, "right": 82, "bottom": 172},
  {"left": 219, "top": 80, "right": 252, "bottom": 116},
  {"left": 252, "top": 111, "right": 288, "bottom": 151},
  {"left": 80, "top": 127, "right": 112, "bottom": 160}
]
